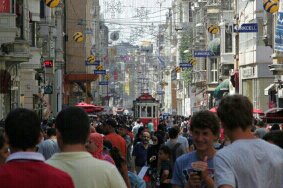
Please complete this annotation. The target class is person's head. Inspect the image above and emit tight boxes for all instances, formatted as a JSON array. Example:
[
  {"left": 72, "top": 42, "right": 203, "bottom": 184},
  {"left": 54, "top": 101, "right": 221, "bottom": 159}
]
[
  {"left": 217, "top": 95, "right": 253, "bottom": 137},
  {"left": 101, "top": 118, "right": 117, "bottom": 135},
  {"left": 0, "top": 131, "right": 9, "bottom": 164},
  {"left": 55, "top": 107, "right": 90, "bottom": 148},
  {"left": 263, "top": 130, "right": 283, "bottom": 149},
  {"left": 5, "top": 108, "right": 41, "bottom": 152},
  {"left": 168, "top": 127, "right": 179, "bottom": 139},
  {"left": 190, "top": 110, "right": 220, "bottom": 152},
  {"left": 86, "top": 133, "right": 103, "bottom": 155},
  {"left": 256, "top": 121, "right": 265, "bottom": 128},
  {"left": 158, "top": 145, "right": 171, "bottom": 161},
  {"left": 271, "top": 123, "right": 280, "bottom": 131},
  {"left": 46, "top": 127, "right": 57, "bottom": 138},
  {"left": 142, "top": 131, "right": 150, "bottom": 144},
  {"left": 117, "top": 125, "right": 128, "bottom": 137}
]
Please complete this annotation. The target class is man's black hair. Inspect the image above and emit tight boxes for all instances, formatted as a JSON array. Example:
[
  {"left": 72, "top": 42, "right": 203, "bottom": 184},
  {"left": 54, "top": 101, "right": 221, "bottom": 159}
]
[
  {"left": 55, "top": 106, "right": 90, "bottom": 145},
  {"left": 217, "top": 95, "right": 253, "bottom": 131},
  {"left": 263, "top": 130, "right": 283, "bottom": 149},
  {"left": 168, "top": 127, "right": 179, "bottom": 139},
  {"left": 190, "top": 110, "right": 220, "bottom": 136},
  {"left": 46, "top": 127, "right": 57, "bottom": 137},
  {"left": 5, "top": 108, "right": 41, "bottom": 150}
]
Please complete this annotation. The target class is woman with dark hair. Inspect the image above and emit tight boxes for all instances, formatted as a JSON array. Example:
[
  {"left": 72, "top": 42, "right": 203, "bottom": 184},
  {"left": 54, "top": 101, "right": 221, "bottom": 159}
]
[{"left": 147, "top": 133, "right": 164, "bottom": 168}]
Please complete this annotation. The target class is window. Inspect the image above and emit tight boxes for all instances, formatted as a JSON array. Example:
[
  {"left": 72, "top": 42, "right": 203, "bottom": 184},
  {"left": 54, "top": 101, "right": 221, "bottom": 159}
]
[
  {"left": 210, "top": 58, "right": 218, "bottom": 83},
  {"left": 29, "top": 22, "right": 38, "bottom": 47},
  {"left": 225, "top": 25, "right": 233, "bottom": 53},
  {"left": 40, "top": 0, "right": 45, "bottom": 18}
]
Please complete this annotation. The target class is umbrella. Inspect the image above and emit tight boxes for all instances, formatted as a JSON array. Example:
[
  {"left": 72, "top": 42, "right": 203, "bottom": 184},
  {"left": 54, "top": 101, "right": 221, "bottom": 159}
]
[
  {"left": 75, "top": 102, "right": 96, "bottom": 113},
  {"left": 253, "top": 108, "right": 263, "bottom": 114},
  {"left": 209, "top": 106, "right": 218, "bottom": 113},
  {"left": 213, "top": 79, "right": 230, "bottom": 99},
  {"left": 209, "top": 107, "right": 263, "bottom": 114}
]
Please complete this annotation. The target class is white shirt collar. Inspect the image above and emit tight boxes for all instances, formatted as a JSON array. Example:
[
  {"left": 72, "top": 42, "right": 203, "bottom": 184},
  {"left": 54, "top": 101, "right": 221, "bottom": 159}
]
[{"left": 6, "top": 152, "right": 45, "bottom": 162}]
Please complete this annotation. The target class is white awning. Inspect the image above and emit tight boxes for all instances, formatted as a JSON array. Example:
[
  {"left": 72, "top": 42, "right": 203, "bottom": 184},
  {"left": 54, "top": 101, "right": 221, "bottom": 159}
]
[{"left": 264, "top": 84, "right": 275, "bottom": 96}]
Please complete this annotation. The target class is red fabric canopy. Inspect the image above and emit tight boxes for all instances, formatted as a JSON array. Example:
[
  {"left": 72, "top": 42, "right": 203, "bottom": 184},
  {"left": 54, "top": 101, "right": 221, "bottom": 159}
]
[
  {"left": 209, "top": 106, "right": 263, "bottom": 114},
  {"left": 75, "top": 102, "right": 104, "bottom": 113}
]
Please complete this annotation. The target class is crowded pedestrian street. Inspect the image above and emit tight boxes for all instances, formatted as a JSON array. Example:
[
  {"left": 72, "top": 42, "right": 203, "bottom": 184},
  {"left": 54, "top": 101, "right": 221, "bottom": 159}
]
[{"left": 1, "top": 0, "right": 283, "bottom": 187}]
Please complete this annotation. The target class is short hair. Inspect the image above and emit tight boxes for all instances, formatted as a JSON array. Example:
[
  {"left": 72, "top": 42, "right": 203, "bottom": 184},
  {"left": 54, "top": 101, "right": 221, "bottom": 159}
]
[
  {"left": 263, "top": 130, "right": 283, "bottom": 149},
  {"left": 190, "top": 110, "right": 220, "bottom": 136},
  {"left": 159, "top": 145, "right": 171, "bottom": 157},
  {"left": 5, "top": 108, "right": 41, "bottom": 150},
  {"left": 217, "top": 95, "right": 253, "bottom": 131},
  {"left": 46, "top": 127, "right": 57, "bottom": 137},
  {"left": 168, "top": 127, "right": 179, "bottom": 139},
  {"left": 55, "top": 107, "right": 90, "bottom": 145}
]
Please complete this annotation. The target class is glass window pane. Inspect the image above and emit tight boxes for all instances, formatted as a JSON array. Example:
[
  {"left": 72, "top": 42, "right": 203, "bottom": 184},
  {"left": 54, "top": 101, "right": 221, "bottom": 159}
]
[{"left": 147, "top": 106, "right": 152, "bottom": 117}]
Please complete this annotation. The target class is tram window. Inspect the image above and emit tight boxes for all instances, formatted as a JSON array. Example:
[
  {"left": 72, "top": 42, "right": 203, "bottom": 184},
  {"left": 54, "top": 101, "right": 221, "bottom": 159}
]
[
  {"left": 137, "top": 106, "right": 140, "bottom": 118},
  {"left": 153, "top": 106, "right": 156, "bottom": 117},
  {"left": 147, "top": 106, "right": 152, "bottom": 117},
  {"left": 141, "top": 107, "right": 147, "bottom": 117}
]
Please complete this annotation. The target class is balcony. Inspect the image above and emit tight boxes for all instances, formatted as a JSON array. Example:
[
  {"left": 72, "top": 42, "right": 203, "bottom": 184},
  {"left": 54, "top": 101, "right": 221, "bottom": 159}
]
[{"left": 0, "top": 13, "right": 17, "bottom": 45}]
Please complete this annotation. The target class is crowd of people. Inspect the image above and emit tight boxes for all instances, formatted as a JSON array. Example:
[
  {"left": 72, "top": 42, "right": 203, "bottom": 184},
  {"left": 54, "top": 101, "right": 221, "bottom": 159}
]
[{"left": 0, "top": 95, "right": 282, "bottom": 188}]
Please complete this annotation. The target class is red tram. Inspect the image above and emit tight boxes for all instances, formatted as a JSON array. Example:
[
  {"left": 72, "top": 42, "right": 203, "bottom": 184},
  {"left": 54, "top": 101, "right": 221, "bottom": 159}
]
[{"left": 133, "top": 93, "right": 160, "bottom": 130}]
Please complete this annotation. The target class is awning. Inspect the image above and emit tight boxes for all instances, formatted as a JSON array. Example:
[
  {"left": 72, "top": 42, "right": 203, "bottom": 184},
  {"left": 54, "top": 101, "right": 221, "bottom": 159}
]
[
  {"left": 264, "top": 84, "right": 276, "bottom": 96},
  {"left": 213, "top": 79, "right": 230, "bottom": 99}
]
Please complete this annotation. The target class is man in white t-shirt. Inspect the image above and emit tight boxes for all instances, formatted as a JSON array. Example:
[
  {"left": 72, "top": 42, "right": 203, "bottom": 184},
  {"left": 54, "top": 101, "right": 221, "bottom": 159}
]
[{"left": 215, "top": 95, "right": 283, "bottom": 188}]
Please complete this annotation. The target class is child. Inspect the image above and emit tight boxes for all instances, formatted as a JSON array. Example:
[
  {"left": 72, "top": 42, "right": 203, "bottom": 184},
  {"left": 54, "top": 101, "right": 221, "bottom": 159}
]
[{"left": 158, "top": 145, "right": 172, "bottom": 188}]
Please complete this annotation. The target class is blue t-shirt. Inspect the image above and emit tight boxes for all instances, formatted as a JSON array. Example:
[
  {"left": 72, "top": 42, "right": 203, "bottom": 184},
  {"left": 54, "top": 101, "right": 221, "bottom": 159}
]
[{"left": 171, "top": 151, "right": 214, "bottom": 188}]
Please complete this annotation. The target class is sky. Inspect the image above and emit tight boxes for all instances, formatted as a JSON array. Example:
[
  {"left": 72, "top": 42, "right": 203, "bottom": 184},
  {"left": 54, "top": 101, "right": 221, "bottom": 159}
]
[{"left": 100, "top": 0, "right": 172, "bottom": 45}]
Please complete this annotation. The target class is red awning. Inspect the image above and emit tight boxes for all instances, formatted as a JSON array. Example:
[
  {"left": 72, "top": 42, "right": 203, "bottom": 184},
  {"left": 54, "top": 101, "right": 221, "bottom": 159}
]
[{"left": 75, "top": 102, "right": 104, "bottom": 113}]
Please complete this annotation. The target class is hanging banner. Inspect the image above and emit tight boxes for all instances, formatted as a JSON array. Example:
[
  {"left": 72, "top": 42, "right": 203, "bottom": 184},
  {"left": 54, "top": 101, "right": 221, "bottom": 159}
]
[
  {"left": 275, "top": 1, "right": 283, "bottom": 52},
  {"left": 0, "top": 0, "right": 10, "bottom": 13}
]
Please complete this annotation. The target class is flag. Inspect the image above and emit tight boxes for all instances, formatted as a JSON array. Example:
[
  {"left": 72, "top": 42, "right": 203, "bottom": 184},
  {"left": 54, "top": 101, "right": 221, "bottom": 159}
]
[{"left": 157, "top": 56, "right": 165, "bottom": 68}]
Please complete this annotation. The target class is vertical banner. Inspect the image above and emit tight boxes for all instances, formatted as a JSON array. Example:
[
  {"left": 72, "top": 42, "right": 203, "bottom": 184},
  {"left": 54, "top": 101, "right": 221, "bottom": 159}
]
[
  {"left": 124, "top": 71, "right": 130, "bottom": 95},
  {"left": 275, "top": 1, "right": 283, "bottom": 51},
  {"left": 0, "top": 0, "right": 10, "bottom": 13},
  {"left": 114, "top": 69, "right": 118, "bottom": 81}
]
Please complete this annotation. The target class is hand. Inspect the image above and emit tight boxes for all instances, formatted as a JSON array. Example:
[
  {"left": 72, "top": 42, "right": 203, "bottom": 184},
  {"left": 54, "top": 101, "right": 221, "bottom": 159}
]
[
  {"left": 191, "top": 156, "right": 209, "bottom": 180},
  {"left": 150, "top": 156, "right": 156, "bottom": 162},
  {"left": 188, "top": 172, "right": 201, "bottom": 188}
]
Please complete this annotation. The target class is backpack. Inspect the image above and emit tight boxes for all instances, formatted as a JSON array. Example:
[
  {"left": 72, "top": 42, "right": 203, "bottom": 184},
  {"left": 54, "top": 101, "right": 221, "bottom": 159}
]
[{"left": 171, "top": 143, "right": 181, "bottom": 163}]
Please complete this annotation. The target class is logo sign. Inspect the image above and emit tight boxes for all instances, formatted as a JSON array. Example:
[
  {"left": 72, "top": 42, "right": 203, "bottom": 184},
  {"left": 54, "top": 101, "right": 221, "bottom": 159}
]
[
  {"left": 234, "top": 23, "right": 258, "bottom": 33},
  {"left": 43, "top": 60, "right": 53, "bottom": 68},
  {"left": 94, "top": 70, "right": 106, "bottom": 74},
  {"left": 85, "top": 60, "right": 100, "bottom": 66},
  {"left": 275, "top": 12, "right": 283, "bottom": 52},
  {"left": 180, "top": 63, "right": 193, "bottom": 68},
  {"left": 99, "top": 81, "right": 108, "bottom": 85},
  {"left": 193, "top": 51, "right": 214, "bottom": 57},
  {"left": 96, "top": 65, "right": 103, "bottom": 70},
  {"left": 44, "top": 85, "right": 53, "bottom": 94}
]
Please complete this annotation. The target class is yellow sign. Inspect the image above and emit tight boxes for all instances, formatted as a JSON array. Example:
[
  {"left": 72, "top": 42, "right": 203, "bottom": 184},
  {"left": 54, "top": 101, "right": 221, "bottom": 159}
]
[
  {"left": 96, "top": 65, "right": 103, "bottom": 70},
  {"left": 105, "top": 74, "right": 110, "bottom": 80},
  {"left": 175, "top": 67, "right": 181, "bottom": 73}
]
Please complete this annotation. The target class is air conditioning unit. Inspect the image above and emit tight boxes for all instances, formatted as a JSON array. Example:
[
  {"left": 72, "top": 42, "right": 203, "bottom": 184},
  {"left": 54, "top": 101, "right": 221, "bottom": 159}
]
[{"left": 278, "top": 88, "right": 283, "bottom": 98}]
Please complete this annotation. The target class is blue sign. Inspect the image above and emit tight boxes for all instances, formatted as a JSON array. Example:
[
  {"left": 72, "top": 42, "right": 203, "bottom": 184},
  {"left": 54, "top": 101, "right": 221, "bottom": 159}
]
[
  {"left": 99, "top": 81, "right": 108, "bottom": 85},
  {"left": 235, "top": 23, "right": 258, "bottom": 33},
  {"left": 157, "top": 91, "right": 164, "bottom": 95},
  {"left": 193, "top": 51, "right": 214, "bottom": 57},
  {"left": 275, "top": 12, "right": 283, "bottom": 52},
  {"left": 180, "top": 63, "right": 193, "bottom": 68},
  {"left": 85, "top": 60, "right": 100, "bottom": 66},
  {"left": 94, "top": 70, "right": 106, "bottom": 74}
]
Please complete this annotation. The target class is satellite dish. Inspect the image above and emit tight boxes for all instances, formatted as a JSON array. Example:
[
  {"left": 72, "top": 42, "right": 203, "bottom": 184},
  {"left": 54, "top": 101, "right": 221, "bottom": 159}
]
[{"left": 110, "top": 32, "right": 119, "bottom": 41}]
